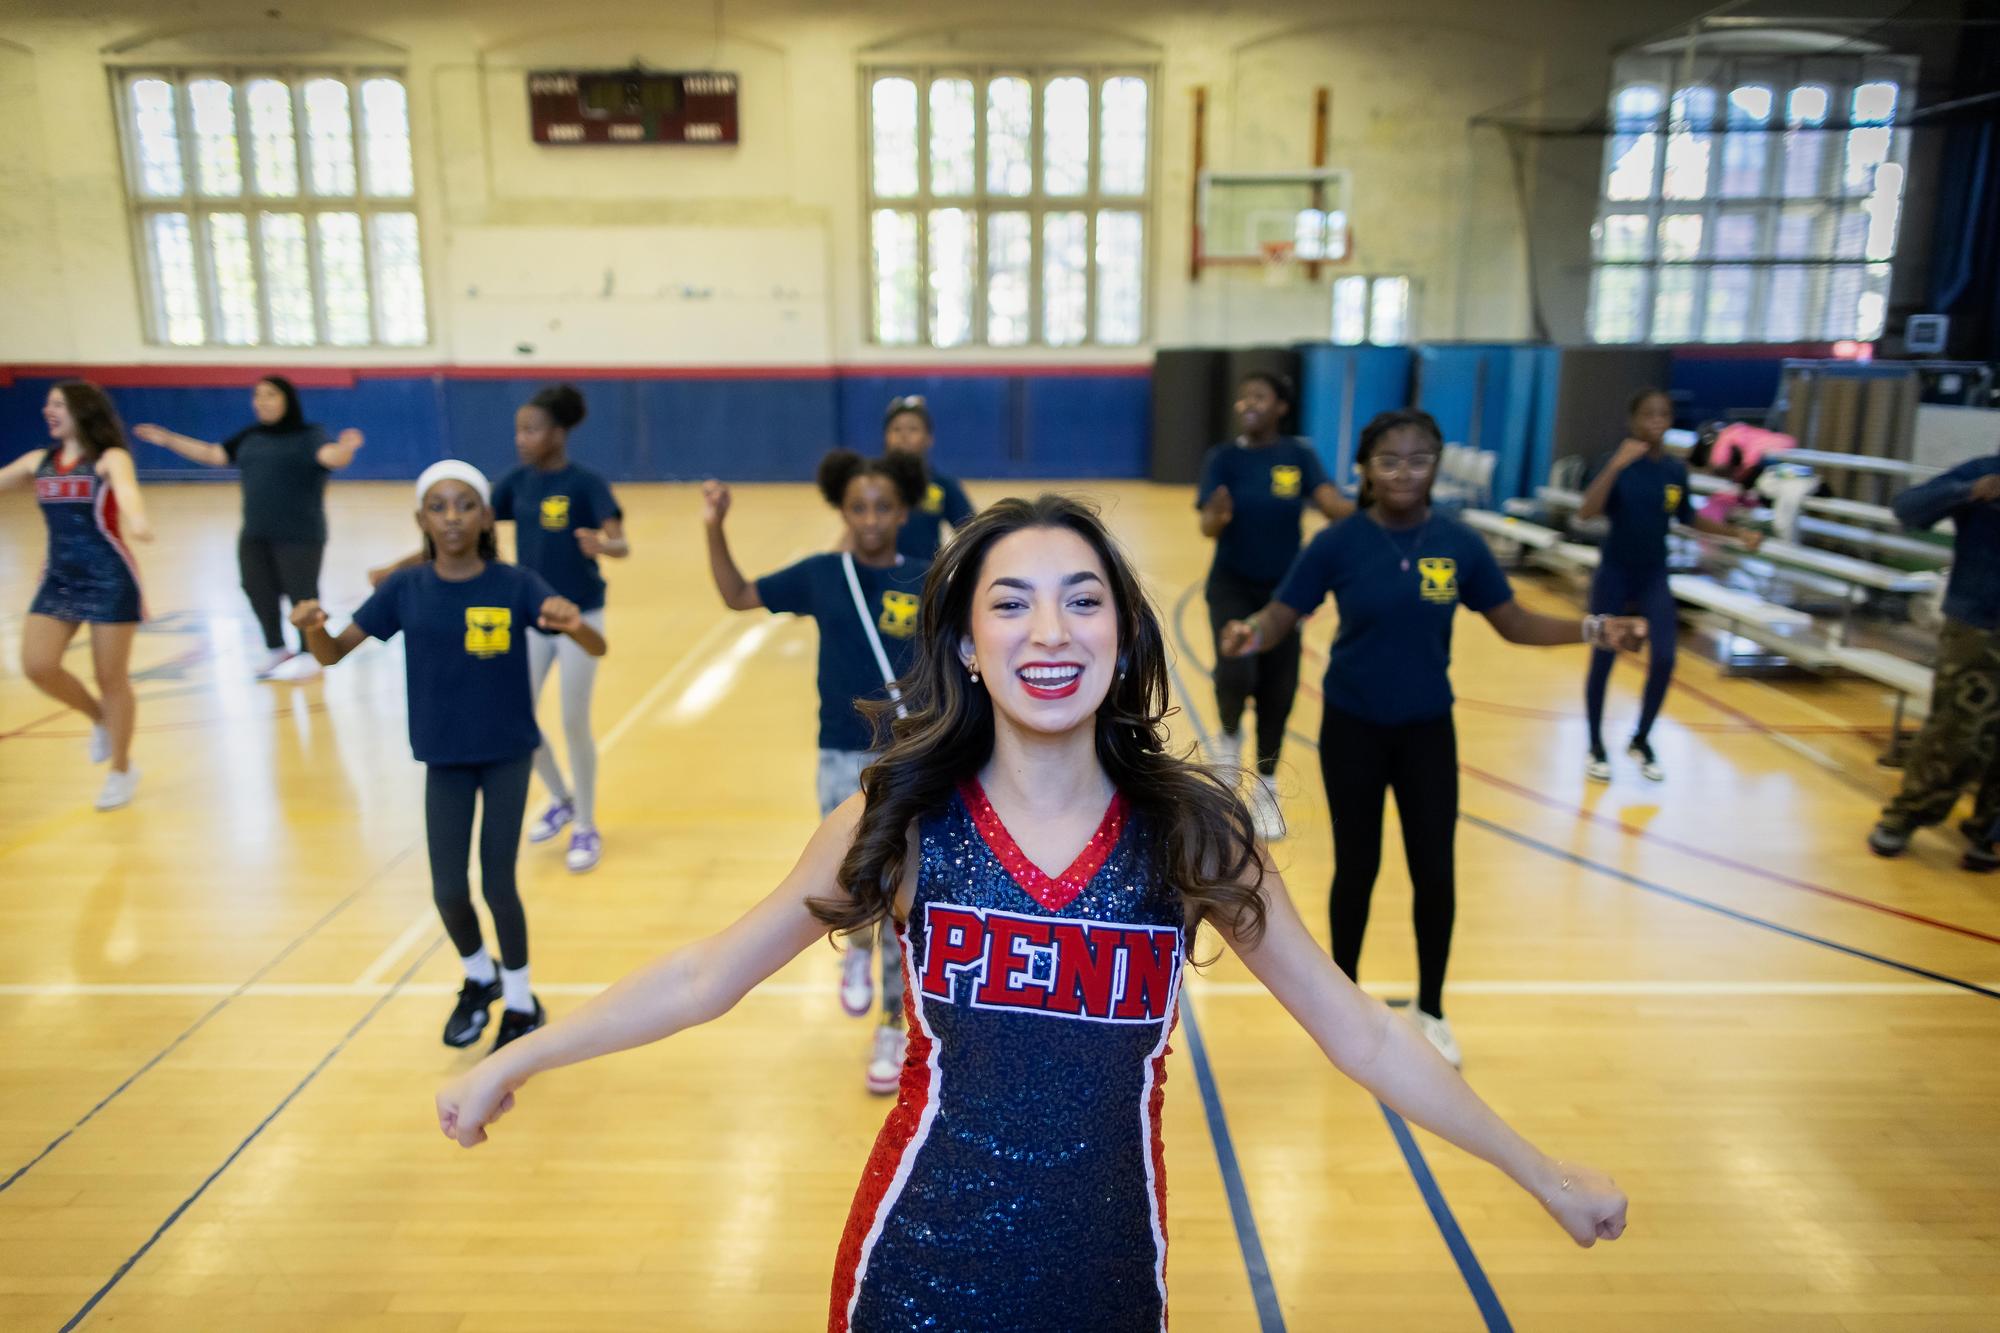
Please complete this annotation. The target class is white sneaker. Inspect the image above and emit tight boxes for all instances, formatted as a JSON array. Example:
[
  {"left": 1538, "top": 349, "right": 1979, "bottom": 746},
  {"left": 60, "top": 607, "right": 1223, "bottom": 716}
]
[
  {"left": 273, "top": 652, "right": 319, "bottom": 681},
  {"left": 1209, "top": 729, "right": 1243, "bottom": 772},
  {"left": 88, "top": 723, "right": 112, "bottom": 765},
  {"left": 254, "top": 647, "right": 295, "bottom": 680},
  {"left": 1627, "top": 739, "right": 1665, "bottom": 783},
  {"left": 95, "top": 766, "right": 140, "bottom": 811},
  {"left": 1585, "top": 750, "right": 1612, "bottom": 783},
  {"left": 565, "top": 827, "right": 601, "bottom": 873},
  {"left": 839, "top": 940, "right": 874, "bottom": 1017},
  {"left": 866, "top": 1022, "right": 906, "bottom": 1095},
  {"left": 1250, "top": 774, "right": 1287, "bottom": 842},
  {"left": 1411, "top": 1009, "right": 1463, "bottom": 1069}
]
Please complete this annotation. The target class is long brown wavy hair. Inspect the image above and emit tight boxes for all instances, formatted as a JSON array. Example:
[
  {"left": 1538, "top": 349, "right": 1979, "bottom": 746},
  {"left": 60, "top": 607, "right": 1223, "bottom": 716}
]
[
  {"left": 811, "top": 493, "right": 1269, "bottom": 947},
  {"left": 55, "top": 380, "right": 131, "bottom": 463}
]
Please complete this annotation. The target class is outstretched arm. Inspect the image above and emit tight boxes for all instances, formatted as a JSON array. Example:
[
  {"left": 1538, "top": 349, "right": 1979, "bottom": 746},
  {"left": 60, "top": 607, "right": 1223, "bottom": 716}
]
[
  {"left": 132, "top": 423, "right": 228, "bottom": 467},
  {"left": 701, "top": 480, "right": 762, "bottom": 610},
  {"left": 1218, "top": 856, "right": 1629, "bottom": 1247},
  {"left": 315, "top": 428, "right": 365, "bottom": 470},
  {"left": 437, "top": 796, "right": 879, "bottom": 1146},
  {"left": 537, "top": 595, "right": 608, "bottom": 657},
  {"left": 0, "top": 448, "right": 46, "bottom": 493},
  {"left": 576, "top": 515, "right": 630, "bottom": 560},
  {"left": 1483, "top": 599, "right": 1646, "bottom": 651},
  {"left": 1218, "top": 601, "right": 1303, "bottom": 658},
  {"left": 291, "top": 600, "right": 369, "bottom": 665}
]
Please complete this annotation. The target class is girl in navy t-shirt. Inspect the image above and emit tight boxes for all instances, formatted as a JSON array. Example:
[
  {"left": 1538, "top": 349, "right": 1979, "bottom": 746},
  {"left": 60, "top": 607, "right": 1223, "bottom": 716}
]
[
  {"left": 882, "top": 395, "right": 975, "bottom": 560},
  {"left": 702, "top": 448, "right": 929, "bottom": 1096},
  {"left": 1223, "top": 410, "right": 1644, "bottom": 1067},
  {"left": 1195, "top": 370, "right": 1352, "bottom": 841},
  {"left": 1575, "top": 388, "right": 1761, "bottom": 783},
  {"left": 298, "top": 460, "right": 607, "bottom": 1055}
]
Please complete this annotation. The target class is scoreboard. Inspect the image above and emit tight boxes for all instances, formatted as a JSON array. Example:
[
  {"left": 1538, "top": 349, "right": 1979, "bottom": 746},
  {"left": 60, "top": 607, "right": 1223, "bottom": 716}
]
[{"left": 528, "top": 70, "right": 740, "bottom": 146}]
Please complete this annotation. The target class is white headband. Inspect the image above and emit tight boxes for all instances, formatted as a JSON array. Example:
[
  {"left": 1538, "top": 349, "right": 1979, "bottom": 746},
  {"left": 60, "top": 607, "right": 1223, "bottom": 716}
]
[{"left": 414, "top": 460, "right": 491, "bottom": 508}]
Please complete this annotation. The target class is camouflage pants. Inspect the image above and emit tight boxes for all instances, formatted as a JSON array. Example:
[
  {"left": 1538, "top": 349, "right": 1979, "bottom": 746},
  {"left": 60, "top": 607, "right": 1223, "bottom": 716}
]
[{"left": 1883, "top": 618, "right": 2000, "bottom": 836}]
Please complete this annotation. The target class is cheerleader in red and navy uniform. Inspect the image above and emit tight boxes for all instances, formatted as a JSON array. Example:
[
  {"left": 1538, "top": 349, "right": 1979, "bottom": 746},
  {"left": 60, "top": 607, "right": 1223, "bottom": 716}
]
[
  {"left": 1, "top": 382, "right": 153, "bottom": 810},
  {"left": 436, "top": 495, "right": 1630, "bottom": 1330}
]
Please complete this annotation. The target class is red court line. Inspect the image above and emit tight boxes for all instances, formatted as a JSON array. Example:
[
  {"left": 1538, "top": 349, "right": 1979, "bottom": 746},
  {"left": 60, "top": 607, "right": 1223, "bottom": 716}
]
[{"left": 1461, "top": 760, "right": 2000, "bottom": 947}]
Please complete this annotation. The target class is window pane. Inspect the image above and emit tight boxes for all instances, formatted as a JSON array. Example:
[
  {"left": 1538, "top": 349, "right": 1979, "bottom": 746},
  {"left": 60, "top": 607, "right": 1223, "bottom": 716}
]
[
  {"left": 986, "top": 77, "right": 1032, "bottom": 196},
  {"left": 1332, "top": 275, "right": 1367, "bottom": 344},
  {"left": 1095, "top": 209, "right": 1143, "bottom": 345},
  {"left": 1822, "top": 264, "right": 1864, "bottom": 339},
  {"left": 1664, "top": 86, "right": 1714, "bottom": 200},
  {"left": 188, "top": 79, "right": 243, "bottom": 197},
  {"left": 986, "top": 211, "right": 1031, "bottom": 346},
  {"left": 871, "top": 209, "right": 919, "bottom": 343},
  {"left": 1858, "top": 263, "right": 1891, "bottom": 340},
  {"left": 1658, "top": 213, "right": 1703, "bottom": 261},
  {"left": 1833, "top": 207, "right": 1868, "bottom": 259},
  {"left": 129, "top": 78, "right": 185, "bottom": 197},
  {"left": 1714, "top": 212, "right": 1760, "bottom": 258},
  {"left": 1614, "top": 85, "right": 1665, "bottom": 130},
  {"left": 1370, "top": 276, "right": 1410, "bottom": 344},
  {"left": 1590, "top": 268, "right": 1646, "bottom": 343},
  {"left": 1606, "top": 132, "right": 1658, "bottom": 200},
  {"left": 1775, "top": 204, "right": 1822, "bottom": 258},
  {"left": 1864, "top": 161, "right": 1904, "bottom": 261},
  {"left": 1853, "top": 81, "right": 1898, "bottom": 123},
  {"left": 148, "top": 213, "right": 205, "bottom": 345},
  {"left": 927, "top": 208, "right": 974, "bottom": 348},
  {"left": 304, "top": 78, "right": 357, "bottom": 196},
  {"left": 1042, "top": 211, "right": 1088, "bottom": 345},
  {"left": 1652, "top": 269, "right": 1697, "bottom": 343},
  {"left": 1782, "top": 85, "right": 1829, "bottom": 197},
  {"left": 206, "top": 212, "right": 260, "bottom": 344},
  {"left": 1595, "top": 213, "right": 1650, "bottom": 260},
  {"left": 259, "top": 213, "right": 315, "bottom": 345},
  {"left": 870, "top": 78, "right": 918, "bottom": 198},
  {"left": 1704, "top": 267, "right": 1754, "bottom": 341},
  {"left": 1720, "top": 85, "right": 1772, "bottom": 196},
  {"left": 361, "top": 78, "right": 414, "bottom": 198},
  {"left": 370, "top": 212, "right": 427, "bottom": 345},
  {"left": 1043, "top": 78, "right": 1089, "bottom": 196},
  {"left": 1843, "top": 81, "right": 1900, "bottom": 200},
  {"left": 246, "top": 79, "right": 299, "bottom": 196},
  {"left": 1764, "top": 266, "right": 1821, "bottom": 340},
  {"left": 1100, "top": 77, "right": 1148, "bottom": 196},
  {"left": 926, "top": 78, "right": 974, "bottom": 197},
  {"left": 315, "top": 212, "right": 371, "bottom": 345}
]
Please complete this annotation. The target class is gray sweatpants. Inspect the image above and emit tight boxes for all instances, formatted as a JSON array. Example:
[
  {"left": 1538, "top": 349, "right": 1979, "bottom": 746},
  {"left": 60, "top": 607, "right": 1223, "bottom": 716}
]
[
  {"left": 818, "top": 747, "right": 904, "bottom": 1018},
  {"left": 528, "top": 608, "right": 605, "bottom": 829}
]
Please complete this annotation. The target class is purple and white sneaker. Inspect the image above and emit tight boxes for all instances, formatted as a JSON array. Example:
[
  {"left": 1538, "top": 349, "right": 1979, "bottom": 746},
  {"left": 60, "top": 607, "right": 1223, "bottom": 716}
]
[
  {"left": 528, "top": 801, "right": 574, "bottom": 845},
  {"left": 566, "top": 827, "right": 602, "bottom": 874}
]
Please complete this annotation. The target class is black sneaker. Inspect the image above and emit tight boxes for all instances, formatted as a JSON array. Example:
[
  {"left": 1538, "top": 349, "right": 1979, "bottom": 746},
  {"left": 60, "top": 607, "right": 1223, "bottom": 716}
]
[
  {"left": 1960, "top": 817, "right": 1995, "bottom": 845},
  {"left": 1963, "top": 842, "right": 2000, "bottom": 874},
  {"left": 1867, "top": 821, "right": 1911, "bottom": 858},
  {"left": 444, "top": 978, "right": 502, "bottom": 1048},
  {"left": 492, "top": 997, "right": 546, "bottom": 1051}
]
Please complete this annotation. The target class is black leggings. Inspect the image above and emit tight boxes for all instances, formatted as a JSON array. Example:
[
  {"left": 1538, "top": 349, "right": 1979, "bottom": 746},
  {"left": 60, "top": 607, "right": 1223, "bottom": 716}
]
[
  {"left": 1319, "top": 705, "right": 1458, "bottom": 1019},
  {"left": 1206, "top": 569, "right": 1302, "bottom": 777},
  {"left": 425, "top": 755, "right": 533, "bottom": 970},
  {"left": 239, "top": 536, "right": 324, "bottom": 651}
]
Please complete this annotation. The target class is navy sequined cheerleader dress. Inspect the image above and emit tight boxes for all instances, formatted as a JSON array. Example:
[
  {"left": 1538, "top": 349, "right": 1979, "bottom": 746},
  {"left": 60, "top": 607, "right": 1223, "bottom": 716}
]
[
  {"left": 30, "top": 451, "right": 144, "bottom": 623},
  {"left": 830, "top": 781, "right": 1184, "bottom": 1333}
]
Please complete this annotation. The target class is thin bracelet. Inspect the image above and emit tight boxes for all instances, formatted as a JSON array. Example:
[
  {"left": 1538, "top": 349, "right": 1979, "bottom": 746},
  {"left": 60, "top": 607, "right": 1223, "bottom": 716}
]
[
  {"left": 1542, "top": 1160, "right": 1574, "bottom": 1205},
  {"left": 1581, "top": 614, "right": 1604, "bottom": 648}
]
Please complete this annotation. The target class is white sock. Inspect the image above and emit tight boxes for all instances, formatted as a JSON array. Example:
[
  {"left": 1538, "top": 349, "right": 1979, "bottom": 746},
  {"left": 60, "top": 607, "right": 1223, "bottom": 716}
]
[
  {"left": 501, "top": 965, "right": 533, "bottom": 1014},
  {"left": 460, "top": 947, "right": 497, "bottom": 985}
]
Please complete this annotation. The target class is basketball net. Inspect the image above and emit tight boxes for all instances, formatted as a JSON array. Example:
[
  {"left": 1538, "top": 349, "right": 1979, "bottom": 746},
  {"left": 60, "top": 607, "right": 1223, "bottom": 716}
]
[{"left": 1259, "top": 240, "right": 1295, "bottom": 287}]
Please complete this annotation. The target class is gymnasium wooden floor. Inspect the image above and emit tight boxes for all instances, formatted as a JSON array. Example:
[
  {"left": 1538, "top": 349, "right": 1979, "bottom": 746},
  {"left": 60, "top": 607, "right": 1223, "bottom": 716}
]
[{"left": 2, "top": 480, "right": 1997, "bottom": 1331}]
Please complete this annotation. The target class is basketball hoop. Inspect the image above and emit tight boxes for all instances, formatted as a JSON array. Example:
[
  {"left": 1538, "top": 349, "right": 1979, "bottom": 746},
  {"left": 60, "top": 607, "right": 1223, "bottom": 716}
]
[{"left": 1259, "top": 240, "right": 1296, "bottom": 287}]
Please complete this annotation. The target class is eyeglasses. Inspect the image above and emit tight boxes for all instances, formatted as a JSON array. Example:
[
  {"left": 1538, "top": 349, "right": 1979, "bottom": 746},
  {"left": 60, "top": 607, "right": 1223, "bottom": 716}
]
[{"left": 1368, "top": 452, "right": 1438, "bottom": 476}]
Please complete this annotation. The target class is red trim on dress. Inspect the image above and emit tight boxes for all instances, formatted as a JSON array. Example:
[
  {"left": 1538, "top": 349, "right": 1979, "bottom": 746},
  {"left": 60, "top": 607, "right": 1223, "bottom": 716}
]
[{"left": 956, "top": 780, "right": 1127, "bottom": 913}]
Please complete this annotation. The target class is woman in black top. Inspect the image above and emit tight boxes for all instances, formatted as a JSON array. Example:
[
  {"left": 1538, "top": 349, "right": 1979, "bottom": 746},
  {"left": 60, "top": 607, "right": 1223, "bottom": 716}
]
[{"left": 135, "top": 376, "right": 364, "bottom": 679}]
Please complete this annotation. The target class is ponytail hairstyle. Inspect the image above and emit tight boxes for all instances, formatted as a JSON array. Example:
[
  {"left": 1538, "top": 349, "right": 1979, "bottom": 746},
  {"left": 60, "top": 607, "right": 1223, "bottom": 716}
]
[
  {"left": 810, "top": 493, "right": 1270, "bottom": 952},
  {"left": 54, "top": 381, "right": 131, "bottom": 464},
  {"left": 527, "top": 383, "right": 587, "bottom": 432},
  {"left": 1352, "top": 408, "right": 1444, "bottom": 508},
  {"left": 816, "top": 447, "right": 929, "bottom": 510}
]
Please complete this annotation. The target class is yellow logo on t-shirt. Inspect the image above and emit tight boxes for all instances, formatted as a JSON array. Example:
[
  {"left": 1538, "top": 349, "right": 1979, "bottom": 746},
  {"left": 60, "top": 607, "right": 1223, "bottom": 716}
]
[
  {"left": 1418, "top": 558, "right": 1459, "bottom": 604},
  {"left": 922, "top": 483, "right": 944, "bottom": 515},
  {"left": 465, "top": 607, "right": 512, "bottom": 658},
  {"left": 1663, "top": 484, "right": 1683, "bottom": 514},
  {"left": 879, "top": 590, "right": 920, "bottom": 639},
  {"left": 1270, "top": 465, "right": 1303, "bottom": 499},
  {"left": 539, "top": 495, "right": 571, "bottom": 530}
]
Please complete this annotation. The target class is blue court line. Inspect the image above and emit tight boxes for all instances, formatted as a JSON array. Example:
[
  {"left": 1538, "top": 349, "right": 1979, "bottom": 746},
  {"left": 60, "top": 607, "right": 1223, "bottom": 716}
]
[
  {"left": 1179, "top": 994, "right": 1288, "bottom": 1333},
  {"left": 1163, "top": 645, "right": 1510, "bottom": 1330},
  {"left": 0, "top": 841, "right": 421, "bottom": 1196},
  {"left": 1166, "top": 582, "right": 2000, "bottom": 1002},
  {"left": 60, "top": 936, "right": 445, "bottom": 1331},
  {"left": 1378, "top": 1104, "right": 1515, "bottom": 1332}
]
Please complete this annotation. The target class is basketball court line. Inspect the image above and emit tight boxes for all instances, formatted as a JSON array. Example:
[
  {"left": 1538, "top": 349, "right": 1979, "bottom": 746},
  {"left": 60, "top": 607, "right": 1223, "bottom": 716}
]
[{"left": 1180, "top": 995, "right": 1287, "bottom": 1332}]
